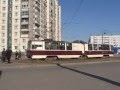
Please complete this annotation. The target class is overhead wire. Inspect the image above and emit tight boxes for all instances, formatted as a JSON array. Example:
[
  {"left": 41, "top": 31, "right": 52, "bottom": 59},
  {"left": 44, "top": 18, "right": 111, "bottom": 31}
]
[
  {"left": 69, "top": 0, "right": 84, "bottom": 24},
  {"left": 62, "top": 0, "right": 84, "bottom": 40},
  {"left": 63, "top": 0, "right": 84, "bottom": 31}
]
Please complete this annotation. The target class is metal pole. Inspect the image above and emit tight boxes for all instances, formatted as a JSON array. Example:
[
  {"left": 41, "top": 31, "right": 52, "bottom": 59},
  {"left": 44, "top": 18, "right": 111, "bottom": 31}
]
[
  {"left": 101, "top": 33, "right": 103, "bottom": 50},
  {"left": 102, "top": 33, "right": 103, "bottom": 45}
]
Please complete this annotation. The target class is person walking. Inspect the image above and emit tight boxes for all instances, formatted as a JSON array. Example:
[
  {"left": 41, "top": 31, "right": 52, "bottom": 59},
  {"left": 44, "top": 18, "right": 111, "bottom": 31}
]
[
  {"left": 15, "top": 51, "right": 18, "bottom": 60},
  {"left": 18, "top": 50, "right": 21, "bottom": 60},
  {"left": 6, "top": 48, "right": 12, "bottom": 63},
  {"left": 1, "top": 48, "right": 6, "bottom": 63}
]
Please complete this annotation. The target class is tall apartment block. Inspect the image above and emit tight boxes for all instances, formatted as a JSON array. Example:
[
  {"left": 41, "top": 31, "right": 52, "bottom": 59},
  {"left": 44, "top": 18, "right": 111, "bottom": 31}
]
[
  {"left": 0, "top": 0, "right": 61, "bottom": 52},
  {"left": 46, "top": 0, "right": 61, "bottom": 41}
]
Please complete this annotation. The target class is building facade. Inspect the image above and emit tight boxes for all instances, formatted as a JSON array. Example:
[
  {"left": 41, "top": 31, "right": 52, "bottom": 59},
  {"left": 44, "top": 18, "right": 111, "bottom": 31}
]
[
  {"left": 0, "top": 0, "right": 61, "bottom": 52},
  {"left": 46, "top": 0, "right": 61, "bottom": 41},
  {"left": 90, "top": 35, "right": 120, "bottom": 47}
]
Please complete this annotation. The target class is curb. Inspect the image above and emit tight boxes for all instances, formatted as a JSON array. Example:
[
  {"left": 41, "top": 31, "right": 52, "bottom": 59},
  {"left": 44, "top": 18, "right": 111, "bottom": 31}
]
[{"left": 0, "top": 60, "right": 120, "bottom": 69}]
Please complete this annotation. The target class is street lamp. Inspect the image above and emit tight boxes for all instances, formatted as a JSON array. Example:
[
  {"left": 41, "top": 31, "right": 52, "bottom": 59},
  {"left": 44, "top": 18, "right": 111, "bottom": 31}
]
[
  {"left": 101, "top": 32, "right": 106, "bottom": 50},
  {"left": 101, "top": 30, "right": 107, "bottom": 44}
]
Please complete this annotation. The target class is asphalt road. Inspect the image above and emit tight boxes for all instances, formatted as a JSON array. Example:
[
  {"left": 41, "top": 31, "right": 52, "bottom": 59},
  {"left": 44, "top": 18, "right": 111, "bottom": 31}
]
[{"left": 0, "top": 60, "right": 120, "bottom": 90}]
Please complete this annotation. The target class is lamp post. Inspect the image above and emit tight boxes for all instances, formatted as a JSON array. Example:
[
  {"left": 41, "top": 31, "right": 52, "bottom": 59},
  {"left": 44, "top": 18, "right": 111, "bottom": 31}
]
[
  {"left": 101, "top": 32, "right": 106, "bottom": 50},
  {"left": 102, "top": 31, "right": 107, "bottom": 43}
]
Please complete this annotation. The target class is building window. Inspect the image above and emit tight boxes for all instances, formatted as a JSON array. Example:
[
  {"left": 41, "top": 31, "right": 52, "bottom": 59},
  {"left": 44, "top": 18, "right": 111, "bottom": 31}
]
[
  {"left": 3, "top": 1, "right": 6, "bottom": 4},
  {"left": 15, "top": 19, "right": 18, "bottom": 23},
  {"left": 9, "top": 8, "right": 12, "bottom": 12},
  {"left": 14, "top": 39, "right": 18, "bottom": 43},
  {"left": 23, "top": 39, "right": 26, "bottom": 43},
  {"left": 15, "top": 12, "right": 18, "bottom": 16},
  {"left": 15, "top": 46, "right": 18, "bottom": 49},
  {"left": 2, "top": 20, "right": 5, "bottom": 23},
  {"left": 21, "top": 24, "right": 28, "bottom": 29},
  {"left": 23, "top": 46, "right": 25, "bottom": 49},
  {"left": 21, "top": 31, "right": 29, "bottom": 34},
  {"left": 14, "top": 25, "right": 18, "bottom": 29},
  {"left": 21, "top": 11, "right": 29, "bottom": 15},
  {"left": 22, "top": 0, "right": 28, "bottom": 1},
  {"left": 15, "top": 6, "right": 19, "bottom": 9},
  {"left": 2, "top": 13, "right": 6, "bottom": 17},
  {"left": 1, "top": 39, "right": 5, "bottom": 43},
  {"left": 21, "top": 18, "right": 29, "bottom": 23},
  {"left": 2, "top": 33, "right": 5, "bottom": 37},
  {"left": 22, "top": 5, "right": 28, "bottom": 9},
  {"left": 2, "top": 26, "right": 5, "bottom": 30},
  {"left": 14, "top": 32, "right": 18, "bottom": 36},
  {"left": 2, "top": 7, "right": 5, "bottom": 10}
]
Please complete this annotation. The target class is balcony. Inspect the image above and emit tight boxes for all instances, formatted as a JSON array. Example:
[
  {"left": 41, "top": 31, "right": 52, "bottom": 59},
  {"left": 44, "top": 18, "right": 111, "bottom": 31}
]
[
  {"left": 21, "top": 15, "right": 29, "bottom": 18},
  {"left": 21, "top": 20, "right": 29, "bottom": 24},
  {"left": 21, "top": 8, "right": 29, "bottom": 11}
]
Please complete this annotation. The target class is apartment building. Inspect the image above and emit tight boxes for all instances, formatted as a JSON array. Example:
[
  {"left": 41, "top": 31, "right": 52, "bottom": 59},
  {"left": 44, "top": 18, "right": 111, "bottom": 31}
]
[
  {"left": 0, "top": 0, "right": 12, "bottom": 51},
  {"left": 0, "top": 0, "right": 61, "bottom": 52},
  {"left": 90, "top": 34, "right": 120, "bottom": 47},
  {"left": 46, "top": 0, "right": 61, "bottom": 41}
]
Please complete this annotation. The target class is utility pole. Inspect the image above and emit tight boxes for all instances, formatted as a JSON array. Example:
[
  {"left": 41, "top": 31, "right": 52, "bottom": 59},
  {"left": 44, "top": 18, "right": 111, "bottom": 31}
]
[{"left": 102, "top": 32, "right": 106, "bottom": 50}]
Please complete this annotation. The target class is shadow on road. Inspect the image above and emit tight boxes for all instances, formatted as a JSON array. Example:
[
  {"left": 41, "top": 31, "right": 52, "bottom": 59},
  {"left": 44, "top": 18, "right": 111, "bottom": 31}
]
[
  {"left": 56, "top": 63, "right": 120, "bottom": 87},
  {"left": 0, "top": 70, "right": 2, "bottom": 79}
]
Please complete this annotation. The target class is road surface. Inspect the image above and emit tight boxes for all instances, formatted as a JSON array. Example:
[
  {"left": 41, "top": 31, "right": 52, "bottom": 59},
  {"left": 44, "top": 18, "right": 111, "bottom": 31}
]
[{"left": 0, "top": 60, "right": 120, "bottom": 90}]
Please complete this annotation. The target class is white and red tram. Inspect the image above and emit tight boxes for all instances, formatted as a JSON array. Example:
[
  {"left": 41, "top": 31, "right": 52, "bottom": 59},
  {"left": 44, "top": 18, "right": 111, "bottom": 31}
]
[{"left": 26, "top": 40, "right": 114, "bottom": 59}]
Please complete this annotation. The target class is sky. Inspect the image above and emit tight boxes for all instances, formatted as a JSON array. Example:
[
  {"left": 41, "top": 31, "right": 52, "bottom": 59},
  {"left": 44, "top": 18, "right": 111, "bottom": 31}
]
[{"left": 59, "top": 0, "right": 120, "bottom": 42}]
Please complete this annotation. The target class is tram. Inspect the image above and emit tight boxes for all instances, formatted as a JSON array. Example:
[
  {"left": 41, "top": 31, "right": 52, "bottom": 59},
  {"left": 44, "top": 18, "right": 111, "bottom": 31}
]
[{"left": 26, "top": 40, "right": 114, "bottom": 59}]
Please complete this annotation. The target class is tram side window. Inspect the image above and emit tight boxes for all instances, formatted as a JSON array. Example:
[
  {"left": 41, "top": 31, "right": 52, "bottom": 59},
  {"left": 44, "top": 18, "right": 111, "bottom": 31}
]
[
  {"left": 88, "top": 44, "right": 92, "bottom": 50},
  {"left": 32, "top": 45, "right": 42, "bottom": 49},
  {"left": 45, "top": 42, "right": 51, "bottom": 50},
  {"left": 101, "top": 45, "right": 110, "bottom": 50},
  {"left": 45, "top": 42, "right": 57, "bottom": 50},
  {"left": 51, "top": 43, "right": 57, "bottom": 50},
  {"left": 67, "top": 43, "right": 72, "bottom": 50},
  {"left": 57, "top": 42, "right": 65, "bottom": 50},
  {"left": 60, "top": 46, "right": 65, "bottom": 50},
  {"left": 98, "top": 44, "right": 102, "bottom": 50},
  {"left": 93, "top": 44, "right": 98, "bottom": 50}
]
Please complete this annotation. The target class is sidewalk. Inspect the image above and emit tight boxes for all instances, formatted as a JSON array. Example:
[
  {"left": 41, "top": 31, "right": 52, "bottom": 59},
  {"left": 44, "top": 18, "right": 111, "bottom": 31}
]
[{"left": 0, "top": 55, "right": 120, "bottom": 69}]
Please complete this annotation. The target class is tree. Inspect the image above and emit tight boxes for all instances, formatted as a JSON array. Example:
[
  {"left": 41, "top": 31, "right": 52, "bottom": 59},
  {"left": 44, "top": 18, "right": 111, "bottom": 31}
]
[{"left": 72, "top": 40, "right": 87, "bottom": 44}]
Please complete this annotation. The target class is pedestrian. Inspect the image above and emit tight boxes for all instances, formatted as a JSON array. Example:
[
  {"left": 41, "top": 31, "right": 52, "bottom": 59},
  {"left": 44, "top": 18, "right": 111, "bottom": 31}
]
[
  {"left": 6, "top": 48, "right": 12, "bottom": 63},
  {"left": 15, "top": 51, "right": 18, "bottom": 60},
  {"left": 18, "top": 50, "right": 21, "bottom": 60},
  {"left": 1, "top": 48, "right": 6, "bottom": 63}
]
